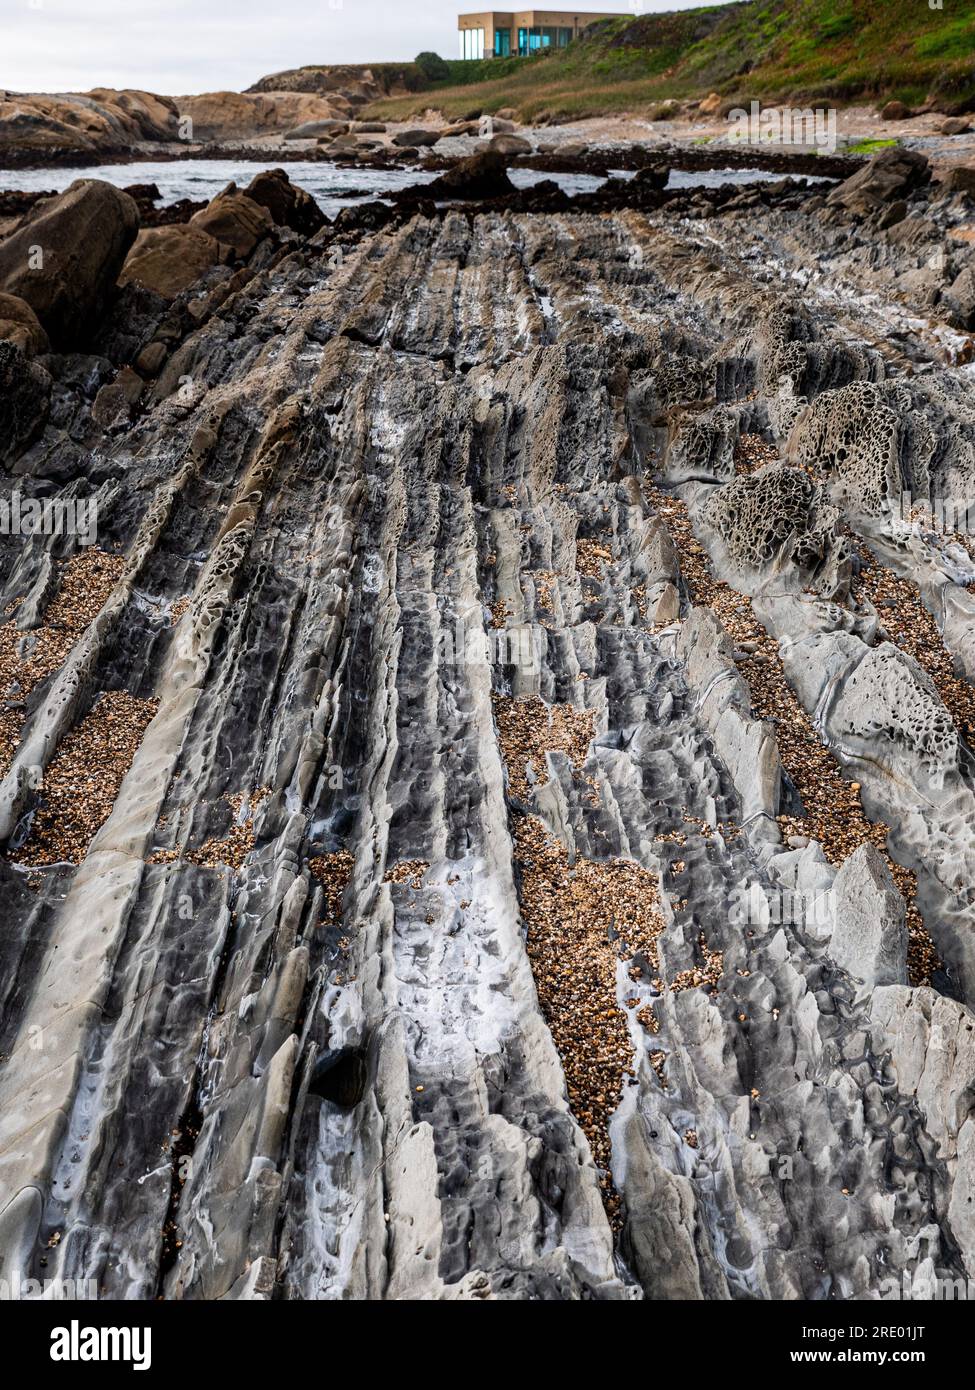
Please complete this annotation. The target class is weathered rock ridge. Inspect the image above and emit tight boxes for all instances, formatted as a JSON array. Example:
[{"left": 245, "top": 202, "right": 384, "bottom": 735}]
[{"left": 1, "top": 154, "right": 975, "bottom": 1301}]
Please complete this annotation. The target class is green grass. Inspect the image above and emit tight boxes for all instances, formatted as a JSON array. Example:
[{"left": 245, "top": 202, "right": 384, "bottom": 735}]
[
  {"left": 847, "top": 137, "right": 898, "bottom": 154},
  {"left": 362, "top": 0, "right": 975, "bottom": 122}
]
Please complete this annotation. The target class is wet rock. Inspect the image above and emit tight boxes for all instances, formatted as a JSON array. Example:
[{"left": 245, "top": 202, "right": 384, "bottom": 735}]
[
  {"left": 633, "top": 163, "right": 671, "bottom": 190},
  {"left": 831, "top": 844, "right": 908, "bottom": 988},
  {"left": 0, "top": 292, "right": 49, "bottom": 355},
  {"left": 880, "top": 100, "right": 913, "bottom": 121},
  {"left": 0, "top": 179, "right": 139, "bottom": 349}
]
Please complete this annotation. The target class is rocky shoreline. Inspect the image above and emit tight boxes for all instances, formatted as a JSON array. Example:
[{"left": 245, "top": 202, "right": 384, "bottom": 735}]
[{"left": 2, "top": 130, "right": 975, "bottom": 1300}]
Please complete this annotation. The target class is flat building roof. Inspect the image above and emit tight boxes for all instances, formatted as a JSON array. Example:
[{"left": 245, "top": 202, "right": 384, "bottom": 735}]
[{"left": 458, "top": 10, "right": 627, "bottom": 25}]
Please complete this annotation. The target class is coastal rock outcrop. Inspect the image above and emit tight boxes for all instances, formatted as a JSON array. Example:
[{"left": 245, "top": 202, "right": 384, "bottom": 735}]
[
  {"left": 177, "top": 90, "right": 345, "bottom": 141},
  {"left": 0, "top": 292, "right": 49, "bottom": 355},
  {"left": 424, "top": 148, "right": 516, "bottom": 199},
  {"left": 826, "top": 146, "right": 930, "bottom": 216},
  {"left": 2, "top": 155, "right": 975, "bottom": 1305},
  {"left": 0, "top": 178, "right": 139, "bottom": 348},
  {"left": 0, "top": 340, "right": 50, "bottom": 461},
  {"left": 0, "top": 87, "right": 179, "bottom": 152},
  {"left": 119, "top": 223, "right": 230, "bottom": 300},
  {"left": 244, "top": 168, "right": 326, "bottom": 236},
  {"left": 830, "top": 844, "right": 909, "bottom": 988},
  {"left": 245, "top": 65, "right": 387, "bottom": 101},
  {"left": 189, "top": 185, "right": 274, "bottom": 259}
]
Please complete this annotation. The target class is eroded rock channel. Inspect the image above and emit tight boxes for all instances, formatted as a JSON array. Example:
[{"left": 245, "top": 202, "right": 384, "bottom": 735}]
[{"left": 2, "top": 148, "right": 975, "bottom": 1301}]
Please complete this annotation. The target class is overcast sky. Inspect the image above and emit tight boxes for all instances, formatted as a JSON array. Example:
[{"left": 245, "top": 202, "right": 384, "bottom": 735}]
[{"left": 1, "top": 0, "right": 717, "bottom": 94}]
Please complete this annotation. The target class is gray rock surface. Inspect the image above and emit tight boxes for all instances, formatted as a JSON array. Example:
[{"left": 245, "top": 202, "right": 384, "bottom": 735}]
[
  {"left": 831, "top": 844, "right": 908, "bottom": 988},
  {"left": 1, "top": 153, "right": 975, "bottom": 1302}
]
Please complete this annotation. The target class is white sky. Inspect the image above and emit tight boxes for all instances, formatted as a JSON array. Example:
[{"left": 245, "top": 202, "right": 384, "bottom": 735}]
[{"left": 0, "top": 0, "right": 718, "bottom": 94}]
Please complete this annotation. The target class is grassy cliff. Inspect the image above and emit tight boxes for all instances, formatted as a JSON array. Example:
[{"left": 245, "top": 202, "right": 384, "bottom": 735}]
[{"left": 362, "top": 0, "right": 975, "bottom": 122}]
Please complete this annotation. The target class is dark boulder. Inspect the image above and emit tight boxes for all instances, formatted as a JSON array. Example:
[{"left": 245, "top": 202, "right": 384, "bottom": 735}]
[
  {"left": 425, "top": 149, "right": 515, "bottom": 200},
  {"left": 0, "top": 341, "right": 51, "bottom": 464},
  {"left": 244, "top": 168, "right": 326, "bottom": 236},
  {"left": 0, "top": 179, "right": 139, "bottom": 350},
  {"left": 633, "top": 163, "right": 671, "bottom": 191},
  {"left": 392, "top": 128, "right": 440, "bottom": 148},
  {"left": 826, "top": 147, "right": 930, "bottom": 216}
]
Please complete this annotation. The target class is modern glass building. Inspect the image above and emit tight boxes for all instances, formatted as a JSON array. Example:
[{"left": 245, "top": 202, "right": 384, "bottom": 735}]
[{"left": 458, "top": 10, "right": 626, "bottom": 60}]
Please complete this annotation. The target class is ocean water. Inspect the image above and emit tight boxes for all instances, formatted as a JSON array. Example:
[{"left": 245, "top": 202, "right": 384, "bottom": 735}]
[{"left": 0, "top": 159, "right": 830, "bottom": 217}]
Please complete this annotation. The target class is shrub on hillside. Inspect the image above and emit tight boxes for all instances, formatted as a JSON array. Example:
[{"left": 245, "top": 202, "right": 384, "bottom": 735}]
[{"left": 415, "top": 52, "right": 450, "bottom": 84}]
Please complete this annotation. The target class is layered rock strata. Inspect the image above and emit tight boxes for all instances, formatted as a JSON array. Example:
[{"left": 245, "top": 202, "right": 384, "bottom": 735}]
[{"left": 1, "top": 159, "right": 975, "bottom": 1300}]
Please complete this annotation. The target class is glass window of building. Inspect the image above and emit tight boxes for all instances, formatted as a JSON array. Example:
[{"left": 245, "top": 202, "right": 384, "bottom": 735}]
[
  {"left": 460, "top": 27, "right": 485, "bottom": 60},
  {"left": 494, "top": 27, "right": 511, "bottom": 56}
]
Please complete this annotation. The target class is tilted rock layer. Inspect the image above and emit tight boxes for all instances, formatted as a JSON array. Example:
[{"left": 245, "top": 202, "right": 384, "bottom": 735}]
[{"left": 2, "top": 158, "right": 975, "bottom": 1300}]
